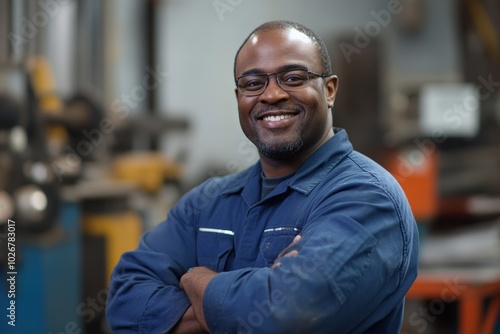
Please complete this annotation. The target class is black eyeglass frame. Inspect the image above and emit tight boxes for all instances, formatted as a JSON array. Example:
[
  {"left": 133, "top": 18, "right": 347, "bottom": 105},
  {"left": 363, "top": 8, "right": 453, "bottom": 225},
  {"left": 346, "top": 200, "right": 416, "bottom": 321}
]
[{"left": 235, "top": 69, "right": 330, "bottom": 97}]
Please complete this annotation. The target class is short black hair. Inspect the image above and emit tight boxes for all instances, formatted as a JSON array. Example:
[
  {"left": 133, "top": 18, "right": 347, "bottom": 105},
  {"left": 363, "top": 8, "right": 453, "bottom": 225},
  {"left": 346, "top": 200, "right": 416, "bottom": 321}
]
[{"left": 233, "top": 20, "right": 332, "bottom": 80}]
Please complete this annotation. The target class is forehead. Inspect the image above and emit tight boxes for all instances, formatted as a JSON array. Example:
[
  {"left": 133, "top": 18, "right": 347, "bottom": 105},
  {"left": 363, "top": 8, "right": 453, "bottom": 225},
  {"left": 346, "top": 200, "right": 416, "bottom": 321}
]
[{"left": 235, "top": 28, "right": 320, "bottom": 76}]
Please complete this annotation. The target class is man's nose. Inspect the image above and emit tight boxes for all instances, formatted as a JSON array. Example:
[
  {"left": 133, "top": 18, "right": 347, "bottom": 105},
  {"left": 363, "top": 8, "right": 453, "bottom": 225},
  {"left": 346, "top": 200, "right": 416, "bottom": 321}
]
[{"left": 258, "top": 76, "right": 290, "bottom": 103}]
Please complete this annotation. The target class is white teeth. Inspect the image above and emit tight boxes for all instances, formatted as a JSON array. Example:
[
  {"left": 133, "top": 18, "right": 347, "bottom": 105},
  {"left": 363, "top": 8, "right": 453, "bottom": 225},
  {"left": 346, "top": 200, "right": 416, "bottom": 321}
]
[{"left": 263, "top": 114, "right": 293, "bottom": 121}]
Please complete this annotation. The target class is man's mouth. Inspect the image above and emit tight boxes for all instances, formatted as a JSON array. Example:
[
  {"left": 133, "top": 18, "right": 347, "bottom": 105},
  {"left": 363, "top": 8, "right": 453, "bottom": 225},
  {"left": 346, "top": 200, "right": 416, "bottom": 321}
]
[
  {"left": 254, "top": 107, "right": 302, "bottom": 129},
  {"left": 262, "top": 114, "right": 294, "bottom": 122}
]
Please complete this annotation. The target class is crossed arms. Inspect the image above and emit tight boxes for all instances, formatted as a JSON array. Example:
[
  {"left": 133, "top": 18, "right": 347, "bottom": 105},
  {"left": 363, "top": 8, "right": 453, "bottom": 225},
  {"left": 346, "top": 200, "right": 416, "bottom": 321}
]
[
  {"left": 106, "top": 176, "right": 417, "bottom": 333},
  {"left": 173, "top": 236, "right": 301, "bottom": 333}
]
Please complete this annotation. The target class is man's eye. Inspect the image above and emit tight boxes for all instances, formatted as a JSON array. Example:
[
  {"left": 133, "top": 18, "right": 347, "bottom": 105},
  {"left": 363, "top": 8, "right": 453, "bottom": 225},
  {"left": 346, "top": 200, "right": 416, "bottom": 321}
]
[
  {"left": 284, "top": 75, "right": 303, "bottom": 82},
  {"left": 242, "top": 79, "right": 265, "bottom": 90},
  {"left": 282, "top": 75, "right": 306, "bottom": 86}
]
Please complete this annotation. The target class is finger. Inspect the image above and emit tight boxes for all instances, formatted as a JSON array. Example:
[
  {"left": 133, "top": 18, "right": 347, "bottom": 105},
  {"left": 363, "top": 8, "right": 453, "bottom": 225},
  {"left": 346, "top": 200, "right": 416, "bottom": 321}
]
[
  {"left": 275, "top": 235, "right": 301, "bottom": 259},
  {"left": 271, "top": 249, "right": 299, "bottom": 269},
  {"left": 292, "top": 235, "right": 301, "bottom": 244},
  {"left": 283, "top": 250, "right": 298, "bottom": 257},
  {"left": 270, "top": 262, "right": 282, "bottom": 269}
]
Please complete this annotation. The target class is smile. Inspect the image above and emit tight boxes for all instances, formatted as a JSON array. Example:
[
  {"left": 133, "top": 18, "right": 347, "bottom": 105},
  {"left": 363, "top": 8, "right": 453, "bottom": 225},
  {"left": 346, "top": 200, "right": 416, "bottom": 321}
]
[{"left": 262, "top": 114, "right": 294, "bottom": 122}]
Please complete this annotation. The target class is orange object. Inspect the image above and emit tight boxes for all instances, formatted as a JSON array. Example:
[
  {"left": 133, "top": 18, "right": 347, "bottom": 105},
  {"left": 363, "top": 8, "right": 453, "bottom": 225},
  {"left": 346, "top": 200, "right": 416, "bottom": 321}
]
[
  {"left": 384, "top": 145, "right": 438, "bottom": 221},
  {"left": 406, "top": 268, "right": 500, "bottom": 334}
]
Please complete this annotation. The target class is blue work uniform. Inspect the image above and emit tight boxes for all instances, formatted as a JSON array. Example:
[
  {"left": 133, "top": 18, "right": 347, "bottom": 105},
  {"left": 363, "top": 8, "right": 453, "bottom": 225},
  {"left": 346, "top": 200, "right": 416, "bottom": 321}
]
[{"left": 106, "top": 128, "right": 419, "bottom": 333}]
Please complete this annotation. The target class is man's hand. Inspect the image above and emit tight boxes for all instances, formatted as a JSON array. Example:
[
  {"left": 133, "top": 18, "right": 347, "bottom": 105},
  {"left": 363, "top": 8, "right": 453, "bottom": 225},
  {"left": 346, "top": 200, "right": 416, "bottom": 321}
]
[
  {"left": 271, "top": 234, "right": 301, "bottom": 268},
  {"left": 178, "top": 235, "right": 301, "bottom": 332},
  {"left": 179, "top": 267, "right": 218, "bottom": 333},
  {"left": 171, "top": 306, "right": 209, "bottom": 334}
]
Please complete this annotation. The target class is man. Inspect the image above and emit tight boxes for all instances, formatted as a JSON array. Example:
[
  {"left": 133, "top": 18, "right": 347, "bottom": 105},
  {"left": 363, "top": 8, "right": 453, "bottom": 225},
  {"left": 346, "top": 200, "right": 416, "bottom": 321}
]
[{"left": 106, "top": 20, "right": 419, "bottom": 333}]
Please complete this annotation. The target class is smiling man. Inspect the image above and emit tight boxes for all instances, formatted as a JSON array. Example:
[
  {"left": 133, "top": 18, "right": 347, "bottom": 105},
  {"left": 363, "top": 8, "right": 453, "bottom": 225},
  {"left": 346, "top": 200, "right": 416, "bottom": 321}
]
[{"left": 106, "top": 21, "right": 419, "bottom": 334}]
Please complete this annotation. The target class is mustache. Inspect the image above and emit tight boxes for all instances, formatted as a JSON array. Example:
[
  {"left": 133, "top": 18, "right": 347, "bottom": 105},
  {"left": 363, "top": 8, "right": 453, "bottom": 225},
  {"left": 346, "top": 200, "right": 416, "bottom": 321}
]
[{"left": 253, "top": 104, "right": 304, "bottom": 118}]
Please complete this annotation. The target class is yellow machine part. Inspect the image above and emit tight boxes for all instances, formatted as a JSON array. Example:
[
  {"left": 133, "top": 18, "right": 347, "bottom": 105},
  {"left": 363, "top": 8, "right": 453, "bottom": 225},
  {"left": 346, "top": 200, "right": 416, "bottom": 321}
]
[
  {"left": 27, "top": 57, "right": 67, "bottom": 141},
  {"left": 112, "top": 152, "right": 183, "bottom": 193},
  {"left": 83, "top": 212, "right": 142, "bottom": 285},
  {"left": 466, "top": 0, "right": 500, "bottom": 66}
]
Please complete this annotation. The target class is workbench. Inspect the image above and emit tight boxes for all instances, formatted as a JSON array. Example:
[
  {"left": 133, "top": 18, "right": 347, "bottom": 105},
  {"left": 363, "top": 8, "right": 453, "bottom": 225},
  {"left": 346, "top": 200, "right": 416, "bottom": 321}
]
[{"left": 406, "top": 266, "right": 500, "bottom": 334}]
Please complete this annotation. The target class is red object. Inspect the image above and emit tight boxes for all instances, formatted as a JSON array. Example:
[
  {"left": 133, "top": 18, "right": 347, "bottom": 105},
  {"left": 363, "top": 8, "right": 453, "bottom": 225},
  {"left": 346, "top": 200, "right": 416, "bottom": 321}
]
[
  {"left": 406, "top": 268, "right": 500, "bottom": 334},
  {"left": 384, "top": 146, "right": 439, "bottom": 221}
]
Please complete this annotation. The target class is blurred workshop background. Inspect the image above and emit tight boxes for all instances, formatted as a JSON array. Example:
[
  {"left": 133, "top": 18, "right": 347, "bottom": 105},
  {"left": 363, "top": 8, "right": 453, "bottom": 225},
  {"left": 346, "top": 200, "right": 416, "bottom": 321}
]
[{"left": 0, "top": 0, "right": 499, "bottom": 333}]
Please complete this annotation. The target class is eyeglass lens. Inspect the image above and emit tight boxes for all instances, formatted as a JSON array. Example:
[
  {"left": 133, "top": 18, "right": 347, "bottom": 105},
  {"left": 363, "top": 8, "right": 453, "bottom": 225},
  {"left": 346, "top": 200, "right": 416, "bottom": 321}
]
[{"left": 238, "top": 69, "right": 312, "bottom": 96}]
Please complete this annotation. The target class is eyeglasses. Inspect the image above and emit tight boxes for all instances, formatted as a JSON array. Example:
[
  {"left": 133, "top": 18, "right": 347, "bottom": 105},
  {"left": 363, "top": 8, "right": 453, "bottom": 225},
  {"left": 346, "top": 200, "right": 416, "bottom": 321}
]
[{"left": 236, "top": 69, "right": 328, "bottom": 97}]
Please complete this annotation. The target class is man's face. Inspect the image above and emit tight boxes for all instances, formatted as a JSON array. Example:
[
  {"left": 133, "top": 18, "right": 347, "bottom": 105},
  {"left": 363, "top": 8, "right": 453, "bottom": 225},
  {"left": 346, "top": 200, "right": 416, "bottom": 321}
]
[{"left": 234, "top": 28, "right": 338, "bottom": 160}]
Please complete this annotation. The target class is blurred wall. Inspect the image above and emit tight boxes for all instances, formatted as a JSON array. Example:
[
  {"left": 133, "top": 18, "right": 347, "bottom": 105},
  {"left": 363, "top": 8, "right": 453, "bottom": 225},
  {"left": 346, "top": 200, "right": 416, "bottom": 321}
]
[
  {"left": 103, "top": 0, "right": 147, "bottom": 113},
  {"left": 45, "top": 0, "right": 77, "bottom": 97}
]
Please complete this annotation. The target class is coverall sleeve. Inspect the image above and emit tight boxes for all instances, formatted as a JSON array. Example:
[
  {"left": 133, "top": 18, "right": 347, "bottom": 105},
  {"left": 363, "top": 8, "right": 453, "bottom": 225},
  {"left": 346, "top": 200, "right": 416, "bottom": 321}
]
[
  {"left": 203, "top": 180, "right": 418, "bottom": 334},
  {"left": 106, "top": 190, "right": 199, "bottom": 333}
]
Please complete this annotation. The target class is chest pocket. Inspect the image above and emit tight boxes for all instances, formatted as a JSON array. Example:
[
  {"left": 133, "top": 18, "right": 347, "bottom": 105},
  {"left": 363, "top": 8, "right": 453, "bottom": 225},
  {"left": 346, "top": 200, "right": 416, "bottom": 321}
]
[
  {"left": 258, "top": 227, "right": 301, "bottom": 267},
  {"left": 196, "top": 228, "right": 234, "bottom": 272}
]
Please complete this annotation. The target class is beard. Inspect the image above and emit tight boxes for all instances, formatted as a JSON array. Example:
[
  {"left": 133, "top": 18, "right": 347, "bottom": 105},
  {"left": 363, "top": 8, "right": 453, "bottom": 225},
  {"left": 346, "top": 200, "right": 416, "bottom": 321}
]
[
  {"left": 248, "top": 103, "right": 307, "bottom": 159},
  {"left": 256, "top": 137, "right": 304, "bottom": 159},
  {"left": 254, "top": 124, "right": 304, "bottom": 159}
]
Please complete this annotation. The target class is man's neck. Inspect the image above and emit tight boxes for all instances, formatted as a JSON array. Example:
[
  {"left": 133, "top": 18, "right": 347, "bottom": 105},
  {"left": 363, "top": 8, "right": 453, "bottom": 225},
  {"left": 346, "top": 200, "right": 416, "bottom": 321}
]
[
  {"left": 259, "top": 157, "right": 305, "bottom": 178},
  {"left": 259, "top": 128, "right": 334, "bottom": 178}
]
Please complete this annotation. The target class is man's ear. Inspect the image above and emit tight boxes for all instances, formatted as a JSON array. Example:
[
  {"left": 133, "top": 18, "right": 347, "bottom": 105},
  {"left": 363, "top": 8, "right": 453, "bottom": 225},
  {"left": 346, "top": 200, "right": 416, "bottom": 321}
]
[{"left": 325, "top": 75, "right": 339, "bottom": 109}]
